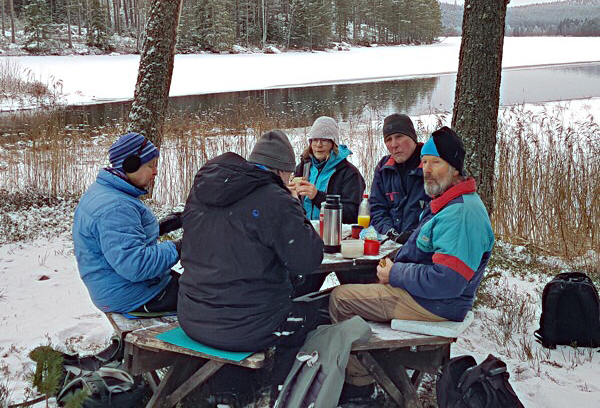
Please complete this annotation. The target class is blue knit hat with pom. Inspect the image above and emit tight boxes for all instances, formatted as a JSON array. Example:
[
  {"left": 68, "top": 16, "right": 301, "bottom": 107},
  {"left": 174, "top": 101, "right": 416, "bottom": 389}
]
[{"left": 108, "top": 132, "right": 159, "bottom": 171}]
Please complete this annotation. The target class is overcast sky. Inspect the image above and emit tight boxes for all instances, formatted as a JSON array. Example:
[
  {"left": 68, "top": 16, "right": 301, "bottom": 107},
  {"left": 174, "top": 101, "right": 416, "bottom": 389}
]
[{"left": 442, "top": 0, "right": 564, "bottom": 7}]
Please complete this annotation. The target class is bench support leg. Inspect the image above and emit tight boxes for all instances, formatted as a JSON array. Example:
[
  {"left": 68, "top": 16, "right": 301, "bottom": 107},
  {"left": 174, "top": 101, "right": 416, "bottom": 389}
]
[
  {"left": 146, "top": 357, "right": 224, "bottom": 408},
  {"left": 357, "top": 352, "right": 423, "bottom": 408}
]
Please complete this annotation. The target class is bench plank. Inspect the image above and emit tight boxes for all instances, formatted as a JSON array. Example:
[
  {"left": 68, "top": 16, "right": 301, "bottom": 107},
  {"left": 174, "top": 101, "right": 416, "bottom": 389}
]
[
  {"left": 125, "top": 322, "right": 266, "bottom": 369},
  {"left": 351, "top": 322, "right": 455, "bottom": 351}
]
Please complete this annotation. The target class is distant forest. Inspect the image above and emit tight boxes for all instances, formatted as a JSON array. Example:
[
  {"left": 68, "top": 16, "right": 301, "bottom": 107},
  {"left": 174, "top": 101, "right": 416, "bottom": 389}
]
[
  {"left": 0, "top": 0, "right": 443, "bottom": 54},
  {"left": 441, "top": 0, "right": 600, "bottom": 36}
]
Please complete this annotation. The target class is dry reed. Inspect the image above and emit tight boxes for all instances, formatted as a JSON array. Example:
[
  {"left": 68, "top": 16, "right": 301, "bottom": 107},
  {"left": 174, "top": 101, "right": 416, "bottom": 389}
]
[{"left": 0, "top": 102, "right": 598, "bottom": 262}]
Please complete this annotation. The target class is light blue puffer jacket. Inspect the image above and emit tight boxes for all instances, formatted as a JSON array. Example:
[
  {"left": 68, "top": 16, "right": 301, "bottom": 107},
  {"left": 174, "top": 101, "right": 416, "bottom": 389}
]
[{"left": 72, "top": 169, "right": 178, "bottom": 313}]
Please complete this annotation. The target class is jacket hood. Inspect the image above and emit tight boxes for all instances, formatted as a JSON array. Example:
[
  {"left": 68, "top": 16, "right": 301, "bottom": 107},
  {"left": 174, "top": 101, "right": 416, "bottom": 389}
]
[{"left": 193, "top": 152, "right": 285, "bottom": 207}]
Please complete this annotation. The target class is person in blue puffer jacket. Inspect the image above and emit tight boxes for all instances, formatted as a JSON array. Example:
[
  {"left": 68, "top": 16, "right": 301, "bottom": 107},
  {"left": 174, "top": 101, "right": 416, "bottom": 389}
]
[{"left": 72, "top": 132, "right": 182, "bottom": 314}]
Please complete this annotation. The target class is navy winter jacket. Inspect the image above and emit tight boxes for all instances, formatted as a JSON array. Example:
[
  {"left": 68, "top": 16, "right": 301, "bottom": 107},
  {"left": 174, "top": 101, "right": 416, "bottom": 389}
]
[
  {"left": 369, "top": 145, "right": 430, "bottom": 235},
  {"left": 389, "top": 178, "right": 495, "bottom": 321},
  {"left": 72, "top": 169, "right": 179, "bottom": 313}
]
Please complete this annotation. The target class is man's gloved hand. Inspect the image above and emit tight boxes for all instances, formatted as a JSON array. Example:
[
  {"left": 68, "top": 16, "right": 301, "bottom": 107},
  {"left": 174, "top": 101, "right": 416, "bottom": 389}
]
[
  {"left": 173, "top": 238, "right": 183, "bottom": 257},
  {"left": 386, "top": 228, "right": 413, "bottom": 244},
  {"left": 159, "top": 212, "right": 183, "bottom": 236}
]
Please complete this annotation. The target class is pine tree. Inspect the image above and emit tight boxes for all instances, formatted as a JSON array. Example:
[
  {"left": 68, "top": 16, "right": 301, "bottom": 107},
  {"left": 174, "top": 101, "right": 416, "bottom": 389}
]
[
  {"left": 87, "top": 0, "right": 111, "bottom": 50},
  {"left": 202, "top": 0, "right": 235, "bottom": 52},
  {"left": 23, "top": 0, "right": 52, "bottom": 51},
  {"left": 28, "top": 346, "right": 64, "bottom": 407}
]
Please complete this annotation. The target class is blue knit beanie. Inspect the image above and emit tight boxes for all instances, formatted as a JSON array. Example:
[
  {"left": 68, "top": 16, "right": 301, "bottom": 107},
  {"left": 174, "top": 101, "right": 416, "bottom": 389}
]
[{"left": 108, "top": 132, "right": 159, "bottom": 170}]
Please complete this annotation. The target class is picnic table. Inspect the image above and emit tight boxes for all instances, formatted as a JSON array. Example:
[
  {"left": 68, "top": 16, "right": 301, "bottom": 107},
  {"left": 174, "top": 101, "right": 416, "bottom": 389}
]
[{"left": 105, "top": 242, "right": 454, "bottom": 408}]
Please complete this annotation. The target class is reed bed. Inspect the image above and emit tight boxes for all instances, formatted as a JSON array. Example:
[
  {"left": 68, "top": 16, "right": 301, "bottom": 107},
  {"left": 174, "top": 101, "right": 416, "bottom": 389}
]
[
  {"left": 0, "top": 102, "right": 598, "bottom": 261},
  {"left": 0, "top": 59, "right": 64, "bottom": 109}
]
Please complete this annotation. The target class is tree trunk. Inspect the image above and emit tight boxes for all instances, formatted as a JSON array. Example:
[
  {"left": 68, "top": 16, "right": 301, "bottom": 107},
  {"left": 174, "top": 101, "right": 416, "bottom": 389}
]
[
  {"left": 77, "top": 1, "right": 82, "bottom": 35},
  {"left": 2, "top": 0, "right": 5, "bottom": 38},
  {"left": 128, "top": 0, "right": 182, "bottom": 149},
  {"left": 67, "top": 0, "right": 73, "bottom": 47},
  {"left": 8, "top": 0, "right": 14, "bottom": 43},
  {"left": 451, "top": 0, "right": 508, "bottom": 214},
  {"left": 105, "top": 0, "right": 112, "bottom": 28}
]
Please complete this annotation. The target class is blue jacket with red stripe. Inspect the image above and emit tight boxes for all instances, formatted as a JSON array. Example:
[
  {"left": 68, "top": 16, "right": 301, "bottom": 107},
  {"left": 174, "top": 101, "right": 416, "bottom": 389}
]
[
  {"left": 369, "top": 145, "right": 430, "bottom": 235},
  {"left": 389, "top": 178, "right": 495, "bottom": 321}
]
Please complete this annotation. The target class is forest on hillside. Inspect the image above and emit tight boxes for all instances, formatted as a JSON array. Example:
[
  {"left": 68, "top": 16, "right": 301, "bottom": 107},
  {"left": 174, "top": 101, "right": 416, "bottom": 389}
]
[
  {"left": 0, "top": 0, "right": 443, "bottom": 55},
  {"left": 441, "top": 1, "right": 600, "bottom": 36}
]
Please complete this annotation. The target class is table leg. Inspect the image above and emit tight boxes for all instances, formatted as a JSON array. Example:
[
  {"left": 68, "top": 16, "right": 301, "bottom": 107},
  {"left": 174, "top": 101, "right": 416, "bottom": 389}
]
[
  {"left": 146, "top": 357, "right": 224, "bottom": 408},
  {"left": 356, "top": 352, "right": 423, "bottom": 408}
]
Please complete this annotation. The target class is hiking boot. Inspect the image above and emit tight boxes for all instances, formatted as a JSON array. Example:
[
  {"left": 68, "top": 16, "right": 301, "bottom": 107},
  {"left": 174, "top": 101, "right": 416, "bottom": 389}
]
[{"left": 338, "top": 382, "right": 376, "bottom": 404}]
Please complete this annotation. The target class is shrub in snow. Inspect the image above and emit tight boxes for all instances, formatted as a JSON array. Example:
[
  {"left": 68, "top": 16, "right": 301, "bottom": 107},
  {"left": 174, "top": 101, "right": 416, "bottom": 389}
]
[
  {"left": 232, "top": 45, "right": 248, "bottom": 54},
  {"left": 263, "top": 45, "right": 281, "bottom": 54}
]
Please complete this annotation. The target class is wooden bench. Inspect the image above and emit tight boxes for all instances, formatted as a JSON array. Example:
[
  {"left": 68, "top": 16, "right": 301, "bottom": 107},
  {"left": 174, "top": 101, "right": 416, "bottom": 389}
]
[{"left": 105, "top": 313, "right": 454, "bottom": 408}]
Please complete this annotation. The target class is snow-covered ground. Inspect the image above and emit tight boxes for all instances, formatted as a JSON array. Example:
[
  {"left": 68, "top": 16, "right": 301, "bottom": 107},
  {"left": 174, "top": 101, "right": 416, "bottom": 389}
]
[
  {"left": 3, "top": 36, "right": 600, "bottom": 108},
  {"left": 2, "top": 37, "right": 600, "bottom": 407}
]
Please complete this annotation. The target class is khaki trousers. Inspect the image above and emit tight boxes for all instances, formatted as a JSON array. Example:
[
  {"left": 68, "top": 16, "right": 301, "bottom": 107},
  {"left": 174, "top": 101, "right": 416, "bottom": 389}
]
[{"left": 329, "top": 283, "right": 446, "bottom": 386}]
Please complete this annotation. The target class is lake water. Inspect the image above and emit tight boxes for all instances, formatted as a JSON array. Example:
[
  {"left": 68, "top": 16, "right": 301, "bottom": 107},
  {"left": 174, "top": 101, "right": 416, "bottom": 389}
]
[{"left": 2, "top": 62, "right": 600, "bottom": 132}]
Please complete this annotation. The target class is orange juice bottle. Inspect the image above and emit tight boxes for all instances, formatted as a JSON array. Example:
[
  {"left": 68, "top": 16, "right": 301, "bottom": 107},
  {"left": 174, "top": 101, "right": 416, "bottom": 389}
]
[{"left": 357, "top": 194, "right": 370, "bottom": 228}]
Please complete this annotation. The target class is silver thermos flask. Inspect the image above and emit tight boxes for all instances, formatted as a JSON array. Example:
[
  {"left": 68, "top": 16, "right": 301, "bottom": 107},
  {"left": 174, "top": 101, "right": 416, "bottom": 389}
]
[{"left": 323, "top": 195, "right": 342, "bottom": 253}]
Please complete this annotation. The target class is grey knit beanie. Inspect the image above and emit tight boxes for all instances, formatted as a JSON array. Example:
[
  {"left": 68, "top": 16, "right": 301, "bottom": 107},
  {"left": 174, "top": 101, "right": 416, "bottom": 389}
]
[
  {"left": 309, "top": 116, "right": 339, "bottom": 145},
  {"left": 248, "top": 130, "right": 296, "bottom": 172}
]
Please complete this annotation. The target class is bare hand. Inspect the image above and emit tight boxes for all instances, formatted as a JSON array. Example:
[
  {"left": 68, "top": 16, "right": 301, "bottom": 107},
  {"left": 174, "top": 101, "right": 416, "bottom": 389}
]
[
  {"left": 376, "top": 257, "right": 393, "bottom": 284},
  {"left": 287, "top": 182, "right": 299, "bottom": 199},
  {"left": 296, "top": 180, "right": 318, "bottom": 200}
]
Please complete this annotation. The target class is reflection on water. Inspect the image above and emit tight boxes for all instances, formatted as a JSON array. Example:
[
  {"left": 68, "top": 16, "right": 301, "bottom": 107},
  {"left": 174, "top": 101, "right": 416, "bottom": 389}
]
[{"left": 2, "top": 62, "right": 600, "bottom": 133}]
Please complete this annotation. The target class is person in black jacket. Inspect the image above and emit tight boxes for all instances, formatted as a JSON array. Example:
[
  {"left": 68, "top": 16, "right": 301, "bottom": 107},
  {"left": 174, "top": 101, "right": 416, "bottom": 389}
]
[
  {"left": 178, "top": 130, "right": 326, "bottom": 401},
  {"left": 293, "top": 116, "right": 365, "bottom": 225}
]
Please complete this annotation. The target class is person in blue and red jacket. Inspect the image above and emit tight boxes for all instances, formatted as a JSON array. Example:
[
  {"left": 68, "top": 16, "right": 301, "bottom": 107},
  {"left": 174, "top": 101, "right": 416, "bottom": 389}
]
[
  {"left": 329, "top": 126, "right": 495, "bottom": 395},
  {"left": 369, "top": 113, "right": 430, "bottom": 244}
]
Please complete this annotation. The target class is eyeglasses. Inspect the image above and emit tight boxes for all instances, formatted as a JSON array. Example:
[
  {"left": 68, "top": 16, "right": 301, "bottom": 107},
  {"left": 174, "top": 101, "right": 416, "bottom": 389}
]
[{"left": 311, "top": 138, "right": 332, "bottom": 145}]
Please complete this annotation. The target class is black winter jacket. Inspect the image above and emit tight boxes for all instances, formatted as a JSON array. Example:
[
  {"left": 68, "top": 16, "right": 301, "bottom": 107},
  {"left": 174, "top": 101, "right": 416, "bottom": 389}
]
[
  {"left": 178, "top": 153, "right": 324, "bottom": 352},
  {"left": 295, "top": 159, "right": 366, "bottom": 225}
]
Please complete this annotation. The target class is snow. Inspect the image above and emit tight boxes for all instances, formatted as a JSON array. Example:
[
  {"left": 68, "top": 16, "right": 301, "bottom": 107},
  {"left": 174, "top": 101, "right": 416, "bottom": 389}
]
[
  {"left": 3, "top": 37, "right": 600, "bottom": 108},
  {"left": 1, "top": 37, "right": 600, "bottom": 406}
]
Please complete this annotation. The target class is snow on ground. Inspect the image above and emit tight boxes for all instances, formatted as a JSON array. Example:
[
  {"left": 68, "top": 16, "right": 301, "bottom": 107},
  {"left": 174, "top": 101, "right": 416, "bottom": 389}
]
[
  {"left": 3, "top": 36, "right": 600, "bottom": 108},
  {"left": 1, "top": 215, "right": 599, "bottom": 407}
]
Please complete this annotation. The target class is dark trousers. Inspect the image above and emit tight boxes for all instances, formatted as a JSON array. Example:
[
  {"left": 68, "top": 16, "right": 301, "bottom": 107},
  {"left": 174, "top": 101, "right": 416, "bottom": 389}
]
[
  {"left": 269, "top": 292, "right": 331, "bottom": 405},
  {"left": 133, "top": 271, "right": 180, "bottom": 313}
]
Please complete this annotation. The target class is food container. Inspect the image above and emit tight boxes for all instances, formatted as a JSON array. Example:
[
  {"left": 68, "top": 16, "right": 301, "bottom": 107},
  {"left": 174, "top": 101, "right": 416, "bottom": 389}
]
[
  {"left": 341, "top": 240, "right": 364, "bottom": 259},
  {"left": 351, "top": 224, "right": 364, "bottom": 239},
  {"left": 363, "top": 239, "right": 381, "bottom": 256}
]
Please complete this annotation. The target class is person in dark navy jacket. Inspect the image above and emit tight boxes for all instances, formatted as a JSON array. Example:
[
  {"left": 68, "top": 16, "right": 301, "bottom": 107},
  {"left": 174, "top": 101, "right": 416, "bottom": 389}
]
[{"left": 369, "top": 113, "right": 430, "bottom": 244}]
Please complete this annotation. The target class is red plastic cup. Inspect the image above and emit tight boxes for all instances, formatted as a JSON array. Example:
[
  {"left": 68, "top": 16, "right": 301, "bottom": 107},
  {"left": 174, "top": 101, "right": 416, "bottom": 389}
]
[
  {"left": 351, "top": 225, "right": 364, "bottom": 239},
  {"left": 364, "top": 239, "right": 380, "bottom": 256}
]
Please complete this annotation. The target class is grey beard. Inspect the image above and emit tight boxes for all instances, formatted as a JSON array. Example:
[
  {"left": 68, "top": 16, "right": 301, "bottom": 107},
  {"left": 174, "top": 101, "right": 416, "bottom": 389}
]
[{"left": 424, "top": 172, "right": 455, "bottom": 198}]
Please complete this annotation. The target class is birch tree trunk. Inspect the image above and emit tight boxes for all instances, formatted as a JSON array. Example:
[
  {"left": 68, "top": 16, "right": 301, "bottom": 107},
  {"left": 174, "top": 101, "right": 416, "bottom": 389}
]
[
  {"left": 451, "top": 0, "right": 508, "bottom": 214},
  {"left": 128, "top": 0, "right": 182, "bottom": 148}
]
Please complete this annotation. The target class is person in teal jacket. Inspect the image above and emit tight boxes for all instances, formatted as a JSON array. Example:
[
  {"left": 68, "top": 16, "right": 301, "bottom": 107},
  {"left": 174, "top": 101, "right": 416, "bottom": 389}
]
[
  {"left": 72, "top": 133, "right": 181, "bottom": 314},
  {"left": 293, "top": 116, "right": 365, "bottom": 224},
  {"left": 329, "top": 126, "right": 494, "bottom": 395}
]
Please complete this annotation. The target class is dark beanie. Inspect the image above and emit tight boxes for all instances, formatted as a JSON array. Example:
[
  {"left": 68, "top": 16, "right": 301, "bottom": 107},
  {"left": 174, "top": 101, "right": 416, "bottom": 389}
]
[
  {"left": 248, "top": 130, "right": 296, "bottom": 172},
  {"left": 383, "top": 113, "right": 417, "bottom": 143},
  {"left": 421, "top": 126, "right": 466, "bottom": 175}
]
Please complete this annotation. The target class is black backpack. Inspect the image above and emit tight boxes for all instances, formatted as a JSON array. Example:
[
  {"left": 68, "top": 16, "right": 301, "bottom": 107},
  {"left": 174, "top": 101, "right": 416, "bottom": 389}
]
[
  {"left": 534, "top": 272, "right": 600, "bottom": 349},
  {"left": 436, "top": 354, "right": 524, "bottom": 408}
]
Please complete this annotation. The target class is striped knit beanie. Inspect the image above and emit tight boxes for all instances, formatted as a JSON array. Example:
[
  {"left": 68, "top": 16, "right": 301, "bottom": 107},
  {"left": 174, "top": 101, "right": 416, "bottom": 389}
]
[{"left": 108, "top": 132, "right": 159, "bottom": 171}]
